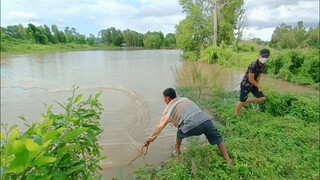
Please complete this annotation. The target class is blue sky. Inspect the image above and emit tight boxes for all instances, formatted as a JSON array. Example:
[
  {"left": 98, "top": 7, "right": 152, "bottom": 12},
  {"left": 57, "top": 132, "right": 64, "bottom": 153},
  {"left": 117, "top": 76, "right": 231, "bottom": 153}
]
[{"left": 1, "top": 0, "right": 319, "bottom": 41}]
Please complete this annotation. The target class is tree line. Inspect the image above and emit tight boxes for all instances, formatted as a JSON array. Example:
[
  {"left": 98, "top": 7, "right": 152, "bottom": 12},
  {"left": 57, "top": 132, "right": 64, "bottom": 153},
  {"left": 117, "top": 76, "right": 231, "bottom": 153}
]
[
  {"left": 271, "top": 21, "right": 319, "bottom": 49},
  {"left": 0, "top": 23, "right": 177, "bottom": 49}
]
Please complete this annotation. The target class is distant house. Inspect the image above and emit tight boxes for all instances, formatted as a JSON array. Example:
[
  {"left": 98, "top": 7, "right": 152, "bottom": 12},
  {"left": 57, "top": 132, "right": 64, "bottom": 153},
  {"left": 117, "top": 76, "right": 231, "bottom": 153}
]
[{"left": 120, "top": 43, "right": 127, "bottom": 48}]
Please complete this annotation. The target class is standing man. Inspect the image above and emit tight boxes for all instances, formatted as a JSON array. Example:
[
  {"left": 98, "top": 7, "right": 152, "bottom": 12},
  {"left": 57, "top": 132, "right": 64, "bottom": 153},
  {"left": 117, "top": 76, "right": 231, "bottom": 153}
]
[
  {"left": 144, "top": 88, "right": 233, "bottom": 165},
  {"left": 235, "top": 48, "right": 270, "bottom": 115}
]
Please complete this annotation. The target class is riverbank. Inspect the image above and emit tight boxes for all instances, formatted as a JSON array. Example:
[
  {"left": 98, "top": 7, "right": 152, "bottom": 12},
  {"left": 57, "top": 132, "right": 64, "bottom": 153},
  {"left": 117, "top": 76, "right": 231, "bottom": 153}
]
[
  {"left": 133, "top": 85, "right": 319, "bottom": 179},
  {"left": 0, "top": 41, "right": 121, "bottom": 58},
  {"left": 0, "top": 41, "right": 173, "bottom": 58},
  {"left": 131, "top": 57, "right": 319, "bottom": 179}
]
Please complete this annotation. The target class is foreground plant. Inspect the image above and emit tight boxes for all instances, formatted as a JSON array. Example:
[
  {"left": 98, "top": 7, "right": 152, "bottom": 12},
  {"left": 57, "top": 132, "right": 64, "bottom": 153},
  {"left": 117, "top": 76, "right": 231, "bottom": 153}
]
[{"left": 0, "top": 87, "right": 106, "bottom": 179}]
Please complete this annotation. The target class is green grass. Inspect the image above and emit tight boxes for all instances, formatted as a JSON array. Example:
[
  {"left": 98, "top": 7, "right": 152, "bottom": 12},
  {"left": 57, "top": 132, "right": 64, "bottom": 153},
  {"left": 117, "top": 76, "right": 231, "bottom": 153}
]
[
  {"left": 133, "top": 87, "right": 319, "bottom": 179},
  {"left": 0, "top": 39, "right": 121, "bottom": 57}
]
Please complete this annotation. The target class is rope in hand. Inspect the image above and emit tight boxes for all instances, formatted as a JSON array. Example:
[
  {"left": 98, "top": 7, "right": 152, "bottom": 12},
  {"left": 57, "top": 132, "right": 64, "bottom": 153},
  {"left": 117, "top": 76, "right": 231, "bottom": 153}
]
[{"left": 128, "top": 145, "right": 149, "bottom": 165}]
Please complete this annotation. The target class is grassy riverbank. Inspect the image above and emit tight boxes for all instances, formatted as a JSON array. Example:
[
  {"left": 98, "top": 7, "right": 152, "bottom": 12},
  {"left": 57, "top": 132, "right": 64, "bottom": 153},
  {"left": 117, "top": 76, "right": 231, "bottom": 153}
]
[
  {"left": 132, "top": 62, "right": 319, "bottom": 179},
  {"left": 0, "top": 39, "right": 121, "bottom": 57},
  {"left": 133, "top": 85, "right": 319, "bottom": 179}
]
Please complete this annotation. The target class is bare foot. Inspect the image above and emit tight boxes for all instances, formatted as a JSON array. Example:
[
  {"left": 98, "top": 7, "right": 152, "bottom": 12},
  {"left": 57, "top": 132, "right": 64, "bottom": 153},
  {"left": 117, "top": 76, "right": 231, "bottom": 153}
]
[
  {"left": 172, "top": 150, "right": 180, "bottom": 157},
  {"left": 228, "top": 159, "right": 234, "bottom": 167}
]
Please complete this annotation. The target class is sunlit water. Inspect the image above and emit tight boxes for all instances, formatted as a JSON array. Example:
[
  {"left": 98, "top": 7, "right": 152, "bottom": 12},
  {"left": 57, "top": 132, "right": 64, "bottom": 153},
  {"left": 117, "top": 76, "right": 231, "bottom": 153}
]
[{"left": 1, "top": 50, "right": 318, "bottom": 179}]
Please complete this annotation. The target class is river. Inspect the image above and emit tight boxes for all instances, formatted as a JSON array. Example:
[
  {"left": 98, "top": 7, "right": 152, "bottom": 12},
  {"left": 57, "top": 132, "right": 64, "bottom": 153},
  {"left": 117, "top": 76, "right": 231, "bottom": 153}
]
[{"left": 1, "top": 50, "right": 318, "bottom": 179}]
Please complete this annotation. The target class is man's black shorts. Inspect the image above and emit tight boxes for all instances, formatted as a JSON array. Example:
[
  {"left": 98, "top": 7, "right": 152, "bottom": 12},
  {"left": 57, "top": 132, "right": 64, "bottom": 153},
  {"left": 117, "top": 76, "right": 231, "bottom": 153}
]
[
  {"left": 239, "top": 85, "right": 265, "bottom": 102},
  {"left": 177, "top": 120, "right": 222, "bottom": 145}
]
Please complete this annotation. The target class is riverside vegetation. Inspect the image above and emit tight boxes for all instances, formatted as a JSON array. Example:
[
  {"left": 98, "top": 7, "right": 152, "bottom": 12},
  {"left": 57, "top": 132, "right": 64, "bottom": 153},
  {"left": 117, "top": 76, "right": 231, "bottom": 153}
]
[
  {"left": 0, "top": 87, "right": 106, "bottom": 179},
  {"left": 132, "top": 63, "right": 319, "bottom": 179}
]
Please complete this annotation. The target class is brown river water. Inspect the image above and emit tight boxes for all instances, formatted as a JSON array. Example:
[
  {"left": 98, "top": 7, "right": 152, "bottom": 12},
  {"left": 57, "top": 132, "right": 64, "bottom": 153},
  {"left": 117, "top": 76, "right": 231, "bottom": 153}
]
[{"left": 1, "top": 50, "right": 318, "bottom": 179}]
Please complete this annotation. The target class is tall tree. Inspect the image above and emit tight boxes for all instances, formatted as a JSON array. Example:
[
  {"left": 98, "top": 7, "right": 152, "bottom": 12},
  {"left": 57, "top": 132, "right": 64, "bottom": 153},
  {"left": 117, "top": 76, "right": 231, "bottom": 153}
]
[
  {"left": 143, "top": 31, "right": 163, "bottom": 49},
  {"left": 86, "top": 33, "right": 96, "bottom": 45},
  {"left": 43, "top": 24, "right": 56, "bottom": 44},
  {"left": 271, "top": 21, "right": 311, "bottom": 49},
  {"left": 176, "top": 0, "right": 244, "bottom": 53},
  {"left": 4, "top": 24, "right": 28, "bottom": 40},
  {"left": 163, "top": 33, "right": 177, "bottom": 47},
  {"left": 176, "top": 0, "right": 211, "bottom": 53},
  {"left": 51, "top": 24, "right": 61, "bottom": 43},
  {"left": 123, "top": 29, "right": 144, "bottom": 47},
  {"left": 98, "top": 27, "right": 123, "bottom": 46},
  {"left": 305, "top": 25, "right": 319, "bottom": 48},
  {"left": 27, "top": 23, "right": 47, "bottom": 44}
]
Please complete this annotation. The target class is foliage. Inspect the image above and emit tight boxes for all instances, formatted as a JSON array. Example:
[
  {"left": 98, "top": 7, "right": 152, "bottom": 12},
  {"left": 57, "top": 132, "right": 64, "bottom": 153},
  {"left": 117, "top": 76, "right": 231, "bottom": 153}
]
[
  {"left": 134, "top": 85, "right": 319, "bottom": 179},
  {"left": 271, "top": 21, "right": 319, "bottom": 49},
  {"left": 123, "top": 29, "right": 144, "bottom": 47},
  {"left": 201, "top": 44, "right": 241, "bottom": 67},
  {"left": 182, "top": 51, "right": 200, "bottom": 61},
  {"left": 163, "top": 33, "right": 177, "bottom": 48},
  {"left": 143, "top": 31, "right": 164, "bottom": 49},
  {"left": 266, "top": 49, "right": 320, "bottom": 86},
  {"left": 176, "top": 0, "right": 245, "bottom": 58},
  {"left": 234, "top": 41, "right": 258, "bottom": 52},
  {"left": 98, "top": 27, "right": 124, "bottom": 46},
  {"left": 0, "top": 87, "right": 106, "bottom": 179}
]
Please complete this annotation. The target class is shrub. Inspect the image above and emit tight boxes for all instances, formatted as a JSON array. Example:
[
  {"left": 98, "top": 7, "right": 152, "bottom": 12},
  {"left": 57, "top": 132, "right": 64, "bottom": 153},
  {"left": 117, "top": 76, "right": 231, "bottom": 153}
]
[
  {"left": 0, "top": 87, "right": 106, "bottom": 179},
  {"left": 183, "top": 51, "right": 200, "bottom": 61},
  {"left": 267, "top": 49, "right": 319, "bottom": 86}
]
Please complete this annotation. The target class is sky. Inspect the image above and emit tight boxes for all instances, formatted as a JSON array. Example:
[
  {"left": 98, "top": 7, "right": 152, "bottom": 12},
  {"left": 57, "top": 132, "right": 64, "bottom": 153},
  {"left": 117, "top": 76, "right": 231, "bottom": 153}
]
[{"left": 1, "top": 0, "right": 319, "bottom": 41}]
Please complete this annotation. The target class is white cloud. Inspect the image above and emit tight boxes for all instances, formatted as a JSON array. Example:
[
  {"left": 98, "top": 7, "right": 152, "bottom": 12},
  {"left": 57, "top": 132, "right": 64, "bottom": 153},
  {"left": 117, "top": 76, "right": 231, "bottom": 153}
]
[
  {"left": 243, "top": 27, "right": 275, "bottom": 41},
  {"left": 8, "top": 11, "right": 38, "bottom": 20},
  {"left": 0, "top": 0, "right": 318, "bottom": 41},
  {"left": 243, "top": 0, "right": 319, "bottom": 40}
]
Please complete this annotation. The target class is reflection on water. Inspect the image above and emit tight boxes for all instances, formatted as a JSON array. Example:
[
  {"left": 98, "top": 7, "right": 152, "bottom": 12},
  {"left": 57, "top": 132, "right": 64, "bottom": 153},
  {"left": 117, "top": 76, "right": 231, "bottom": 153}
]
[{"left": 1, "top": 50, "right": 318, "bottom": 179}]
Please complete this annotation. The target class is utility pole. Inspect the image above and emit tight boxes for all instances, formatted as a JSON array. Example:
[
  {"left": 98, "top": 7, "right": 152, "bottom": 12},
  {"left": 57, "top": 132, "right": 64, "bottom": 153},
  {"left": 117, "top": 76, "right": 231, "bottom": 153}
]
[
  {"left": 212, "top": 0, "right": 230, "bottom": 46},
  {"left": 213, "top": 0, "right": 218, "bottom": 46}
]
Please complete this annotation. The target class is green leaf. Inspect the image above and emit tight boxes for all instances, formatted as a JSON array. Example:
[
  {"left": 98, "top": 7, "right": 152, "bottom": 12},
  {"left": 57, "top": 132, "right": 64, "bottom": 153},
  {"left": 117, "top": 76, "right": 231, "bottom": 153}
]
[
  {"left": 33, "top": 156, "right": 57, "bottom": 166},
  {"left": 41, "top": 116, "right": 53, "bottom": 128},
  {"left": 57, "top": 144, "right": 78, "bottom": 157},
  {"left": 64, "top": 128, "right": 88, "bottom": 140},
  {"left": 1, "top": 131, "right": 4, "bottom": 141},
  {"left": 35, "top": 128, "right": 43, "bottom": 136},
  {"left": 9, "top": 129, "right": 19, "bottom": 141},
  {"left": 54, "top": 100, "right": 66, "bottom": 110},
  {"left": 32, "top": 134, "right": 43, "bottom": 145},
  {"left": 95, "top": 92, "right": 102, "bottom": 99},
  {"left": 43, "top": 130, "right": 60, "bottom": 141},
  {"left": 65, "top": 164, "right": 86, "bottom": 174},
  {"left": 22, "top": 138, "right": 40, "bottom": 153},
  {"left": 9, "top": 124, "right": 18, "bottom": 132},
  {"left": 73, "top": 94, "right": 83, "bottom": 103},
  {"left": 12, "top": 140, "right": 26, "bottom": 155},
  {"left": 6, "top": 153, "right": 30, "bottom": 173}
]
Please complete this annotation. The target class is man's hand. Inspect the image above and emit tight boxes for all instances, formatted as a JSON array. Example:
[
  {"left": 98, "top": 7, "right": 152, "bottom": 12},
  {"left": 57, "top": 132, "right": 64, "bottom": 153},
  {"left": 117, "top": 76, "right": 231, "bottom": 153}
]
[
  {"left": 258, "top": 87, "right": 263, "bottom": 92},
  {"left": 144, "top": 140, "right": 150, "bottom": 147}
]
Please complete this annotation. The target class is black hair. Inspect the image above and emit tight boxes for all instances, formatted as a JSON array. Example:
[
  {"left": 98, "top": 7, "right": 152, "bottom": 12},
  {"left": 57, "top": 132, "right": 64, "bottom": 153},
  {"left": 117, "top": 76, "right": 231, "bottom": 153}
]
[{"left": 163, "top": 88, "right": 177, "bottom": 99}]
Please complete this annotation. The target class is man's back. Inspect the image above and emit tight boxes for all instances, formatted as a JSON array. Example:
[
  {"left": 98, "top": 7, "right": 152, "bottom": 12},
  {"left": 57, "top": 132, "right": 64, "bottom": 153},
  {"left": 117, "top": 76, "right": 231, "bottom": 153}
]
[{"left": 170, "top": 98, "right": 210, "bottom": 133}]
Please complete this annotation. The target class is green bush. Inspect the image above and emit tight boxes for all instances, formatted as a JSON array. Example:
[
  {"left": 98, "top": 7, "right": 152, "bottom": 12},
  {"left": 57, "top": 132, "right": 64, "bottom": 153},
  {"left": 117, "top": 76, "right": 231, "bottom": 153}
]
[
  {"left": 183, "top": 51, "right": 200, "bottom": 61},
  {"left": 1, "top": 87, "right": 106, "bottom": 179},
  {"left": 267, "top": 49, "right": 319, "bottom": 86},
  {"left": 234, "top": 41, "right": 258, "bottom": 52},
  {"left": 201, "top": 45, "right": 235, "bottom": 67},
  {"left": 201, "top": 46, "right": 220, "bottom": 64},
  {"left": 134, "top": 86, "right": 319, "bottom": 179}
]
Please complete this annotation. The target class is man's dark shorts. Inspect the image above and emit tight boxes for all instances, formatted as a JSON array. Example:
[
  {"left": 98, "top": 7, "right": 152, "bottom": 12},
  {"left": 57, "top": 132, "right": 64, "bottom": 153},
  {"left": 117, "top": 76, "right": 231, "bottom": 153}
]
[
  {"left": 239, "top": 85, "right": 265, "bottom": 102},
  {"left": 177, "top": 120, "right": 222, "bottom": 145}
]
